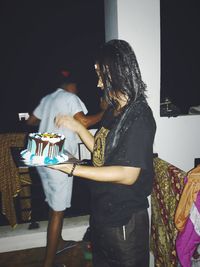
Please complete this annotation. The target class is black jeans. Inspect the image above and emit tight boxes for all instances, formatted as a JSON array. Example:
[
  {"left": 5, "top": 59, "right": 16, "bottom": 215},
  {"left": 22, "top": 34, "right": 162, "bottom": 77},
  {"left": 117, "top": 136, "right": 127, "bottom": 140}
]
[{"left": 91, "top": 209, "right": 149, "bottom": 267}]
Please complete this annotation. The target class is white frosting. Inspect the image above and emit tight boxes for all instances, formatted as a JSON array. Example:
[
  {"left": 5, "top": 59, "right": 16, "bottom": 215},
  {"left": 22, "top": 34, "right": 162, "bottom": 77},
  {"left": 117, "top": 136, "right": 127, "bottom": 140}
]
[
  {"left": 41, "top": 137, "right": 61, "bottom": 143},
  {"left": 30, "top": 132, "right": 65, "bottom": 144},
  {"left": 21, "top": 148, "right": 69, "bottom": 165}
]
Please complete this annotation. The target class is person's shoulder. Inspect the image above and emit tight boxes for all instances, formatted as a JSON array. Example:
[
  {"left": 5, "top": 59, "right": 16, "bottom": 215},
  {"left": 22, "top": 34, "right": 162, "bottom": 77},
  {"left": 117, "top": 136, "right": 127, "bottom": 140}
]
[
  {"left": 55, "top": 90, "right": 83, "bottom": 108},
  {"left": 145, "top": 105, "right": 156, "bottom": 122},
  {"left": 52, "top": 88, "right": 73, "bottom": 100},
  {"left": 41, "top": 88, "right": 60, "bottom": 99},
  {"left": 38, "top": 92, "right": 52, "bottom": 103},
  {"left": 139, "top": 105, "right": 156, "bottom": 132},
  {"left": 129, "top": 103, "right": 156, "bottom": 130},
  {"left": 65, "top": 92, "right": 82, "bottom": 102},
  {"left": 57, "top": 88, "right": 78, "bottom": 98}
]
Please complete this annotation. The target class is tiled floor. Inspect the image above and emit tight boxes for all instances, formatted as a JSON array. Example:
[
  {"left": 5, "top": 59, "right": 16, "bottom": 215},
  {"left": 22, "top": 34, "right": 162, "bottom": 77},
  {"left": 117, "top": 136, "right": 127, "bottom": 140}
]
[
  {"left": 0, "top": 215, "right": 89, "bottom": 253},
  {"left": 0, "top": 241, "right": 92, "bottom": 267}
]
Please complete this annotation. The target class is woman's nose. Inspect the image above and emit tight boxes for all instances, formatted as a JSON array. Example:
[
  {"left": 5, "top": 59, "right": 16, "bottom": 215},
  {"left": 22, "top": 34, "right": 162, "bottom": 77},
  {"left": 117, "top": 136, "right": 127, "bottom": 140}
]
[{"left": 97, "top": 78, "right": 104, "bottom": 89}]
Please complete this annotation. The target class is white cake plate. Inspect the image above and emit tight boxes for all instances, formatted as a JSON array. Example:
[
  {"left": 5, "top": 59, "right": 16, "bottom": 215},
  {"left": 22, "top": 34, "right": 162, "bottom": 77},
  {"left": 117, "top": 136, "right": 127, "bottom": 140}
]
[{"left": 11, "top": 147, "right": 86, "bottom": 168}]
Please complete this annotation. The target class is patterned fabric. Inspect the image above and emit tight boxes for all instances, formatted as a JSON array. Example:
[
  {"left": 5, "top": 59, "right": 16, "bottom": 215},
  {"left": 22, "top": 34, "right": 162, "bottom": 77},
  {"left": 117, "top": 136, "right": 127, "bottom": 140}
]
[
  {"left": 0, "top": 133, "right": 31, "bottom": 227},
  {"left": 150, "top": 157, "right": 186, "bottom": 267},
  {"left": 175, "top": 165, "right": 200, "bottom": 231},
  {"left": 176, "top": 193, "right": 200, "bottom": 267},
  {"left": 175, "top": 165, "right": 200, "bottom": 267}
]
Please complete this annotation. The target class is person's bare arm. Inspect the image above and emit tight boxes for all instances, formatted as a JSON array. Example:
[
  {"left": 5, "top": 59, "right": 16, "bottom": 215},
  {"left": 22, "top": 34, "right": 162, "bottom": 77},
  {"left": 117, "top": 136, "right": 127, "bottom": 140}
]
[
  {"left": 26, "top": 114, "right": 40, "bottom": 126},
  {"left": 49, "top": 164, "right": 141, "bottom": 186},
  {"left": 74, "top": 97, "right": 108, "bottom": 128},
  {"left": 74, "top": 111, "right": 104, "bottom": 128},
  {"left": 54, "top": 115, "right": 95, "bottom": 152}
]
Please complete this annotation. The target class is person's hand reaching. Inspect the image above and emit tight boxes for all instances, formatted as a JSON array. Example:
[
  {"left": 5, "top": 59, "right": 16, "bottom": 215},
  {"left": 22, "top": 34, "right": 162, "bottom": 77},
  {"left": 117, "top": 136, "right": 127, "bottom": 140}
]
[
  {"left": 54, "top": 113, "right": 95, "bottom": 153},
  {"left": 54, "top": 114, "right": 82, "bottom": 133}
]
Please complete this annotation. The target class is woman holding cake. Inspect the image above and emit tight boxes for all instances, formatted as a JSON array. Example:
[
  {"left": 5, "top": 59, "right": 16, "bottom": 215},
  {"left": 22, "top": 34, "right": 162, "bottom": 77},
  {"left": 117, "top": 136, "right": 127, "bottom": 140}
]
[{"left": 50, "top": 39, "right": 156, "bottom": 267}]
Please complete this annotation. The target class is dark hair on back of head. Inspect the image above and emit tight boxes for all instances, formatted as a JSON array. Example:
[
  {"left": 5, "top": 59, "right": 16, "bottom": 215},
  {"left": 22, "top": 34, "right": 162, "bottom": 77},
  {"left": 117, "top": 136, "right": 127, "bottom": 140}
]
[
  {"left": 56, "top": 69, "right": 77, "bottom": 88},
  {"left": 95, "top": 39, "right": 146, "bottom": 108}
]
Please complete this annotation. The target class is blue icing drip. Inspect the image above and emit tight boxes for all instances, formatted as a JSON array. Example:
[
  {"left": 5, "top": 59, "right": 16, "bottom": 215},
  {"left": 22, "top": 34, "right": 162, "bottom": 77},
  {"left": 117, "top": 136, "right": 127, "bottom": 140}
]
[
  {"left": 44, "top": 157, "right": 59, "bottom": 165},
  {"left": 30, "top": 154, "right": 35, "bottom": 160}
]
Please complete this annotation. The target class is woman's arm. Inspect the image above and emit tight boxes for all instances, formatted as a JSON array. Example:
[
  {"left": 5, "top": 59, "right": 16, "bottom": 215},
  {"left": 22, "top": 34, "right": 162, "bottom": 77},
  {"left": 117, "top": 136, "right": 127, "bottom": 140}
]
[
  {"left": 73, "top": 111, "right": 104, "bottom": 129},
  {"left": 54, "top": 114, "right": 95, "bottom": 152},
  {"left": 49, "top": 164, "right": 141, "bottom": 186},
  {"left": 73, "top": 97, "right": 108, "bottom": 128}
]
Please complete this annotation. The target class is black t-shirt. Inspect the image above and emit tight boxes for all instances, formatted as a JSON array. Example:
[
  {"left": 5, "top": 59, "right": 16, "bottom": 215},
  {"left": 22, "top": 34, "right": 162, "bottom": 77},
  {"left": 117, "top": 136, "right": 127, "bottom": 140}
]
[{"left": 90, "top": 105, "right": 156, "bottom": 227}]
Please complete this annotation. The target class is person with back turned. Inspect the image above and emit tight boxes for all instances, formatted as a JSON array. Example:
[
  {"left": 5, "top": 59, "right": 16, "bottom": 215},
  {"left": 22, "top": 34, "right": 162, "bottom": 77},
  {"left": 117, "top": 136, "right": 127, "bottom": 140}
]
[{"left": 27, "top": 69, "right": 106, "bottom": 267}]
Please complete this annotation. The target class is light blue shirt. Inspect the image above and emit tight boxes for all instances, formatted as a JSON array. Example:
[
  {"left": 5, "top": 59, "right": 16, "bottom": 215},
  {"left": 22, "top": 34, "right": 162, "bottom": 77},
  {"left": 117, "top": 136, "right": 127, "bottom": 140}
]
[{"left": 33, "top": 88, "right": 88, "bottom": 158}]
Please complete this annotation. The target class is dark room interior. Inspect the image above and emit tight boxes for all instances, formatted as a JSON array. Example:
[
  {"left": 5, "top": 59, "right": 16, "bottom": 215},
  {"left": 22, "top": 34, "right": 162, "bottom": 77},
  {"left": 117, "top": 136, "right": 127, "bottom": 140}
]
[
  {"left": 0, "top": 1, "right": 105, "bottom": 133},
  {"left": 0, "top": 0, "right": 105, "bottom": 226}
]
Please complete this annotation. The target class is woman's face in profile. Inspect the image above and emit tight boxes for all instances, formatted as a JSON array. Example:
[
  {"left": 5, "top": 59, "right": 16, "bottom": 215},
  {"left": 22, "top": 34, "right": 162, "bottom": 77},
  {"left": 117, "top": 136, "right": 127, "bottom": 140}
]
[{"left": 95, "top": 63, "right": 120, "bottom": 102}]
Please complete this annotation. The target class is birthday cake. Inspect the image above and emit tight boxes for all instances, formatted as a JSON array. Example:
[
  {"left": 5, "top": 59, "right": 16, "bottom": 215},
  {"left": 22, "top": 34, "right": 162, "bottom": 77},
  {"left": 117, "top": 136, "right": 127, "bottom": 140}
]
[{"left": 20, "top": 133, "right": 68, "bottom": 165}]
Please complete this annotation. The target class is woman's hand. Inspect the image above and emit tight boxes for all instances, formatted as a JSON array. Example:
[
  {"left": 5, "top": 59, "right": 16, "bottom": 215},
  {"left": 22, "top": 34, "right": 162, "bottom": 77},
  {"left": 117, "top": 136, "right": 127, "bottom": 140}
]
[
  {"left": 54, "top": 114, "right": 82, "bottom": 133},
  {"left": 54, "top": 114, "right": 95, "bottom": 153},
  {"left": 48, "top": 163, "right": 73, "bottom": 175}
]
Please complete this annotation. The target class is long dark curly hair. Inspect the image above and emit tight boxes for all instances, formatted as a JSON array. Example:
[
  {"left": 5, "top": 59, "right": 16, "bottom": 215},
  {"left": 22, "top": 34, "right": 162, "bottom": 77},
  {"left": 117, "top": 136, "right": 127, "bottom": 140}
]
[
  {"left": 95, "top": 40, "right": 152, "bottom": 160},
  {"left": 95, "top": 39, "right": 146, "bottom": 109}
]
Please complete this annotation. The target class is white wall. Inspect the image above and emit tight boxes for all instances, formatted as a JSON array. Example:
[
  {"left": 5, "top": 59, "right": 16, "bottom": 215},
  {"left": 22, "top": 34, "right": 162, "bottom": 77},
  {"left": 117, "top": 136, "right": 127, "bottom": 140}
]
[{"left": 104, "top": 0, "right": 200, "bottom": 172}]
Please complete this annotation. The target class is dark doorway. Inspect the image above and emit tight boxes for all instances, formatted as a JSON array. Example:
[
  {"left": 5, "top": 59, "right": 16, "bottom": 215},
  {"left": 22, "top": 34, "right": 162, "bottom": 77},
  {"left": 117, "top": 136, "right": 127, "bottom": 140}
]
[{"left": 160, "top": 0, "right": 200, "bottom": 116}]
